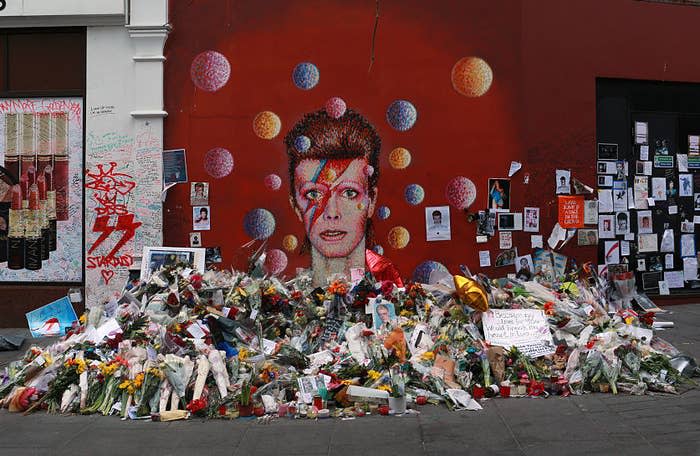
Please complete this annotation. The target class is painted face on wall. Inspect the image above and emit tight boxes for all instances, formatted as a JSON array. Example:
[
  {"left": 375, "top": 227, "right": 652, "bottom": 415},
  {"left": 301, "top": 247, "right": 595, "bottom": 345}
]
[{"left": 293, "top": 157, "right": 376, "bottom": 258}]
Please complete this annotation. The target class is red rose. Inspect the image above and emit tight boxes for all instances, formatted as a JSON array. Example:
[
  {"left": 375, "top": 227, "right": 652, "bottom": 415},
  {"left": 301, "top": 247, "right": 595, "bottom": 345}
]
[{"left": 380, "top": 281, "right": 394, "bottom": 296}]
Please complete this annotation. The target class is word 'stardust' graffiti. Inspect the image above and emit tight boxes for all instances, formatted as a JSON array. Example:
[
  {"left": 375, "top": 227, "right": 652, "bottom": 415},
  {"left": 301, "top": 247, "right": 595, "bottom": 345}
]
[{"left": 85, "top": 162, "right": 142, "bottom": 284}]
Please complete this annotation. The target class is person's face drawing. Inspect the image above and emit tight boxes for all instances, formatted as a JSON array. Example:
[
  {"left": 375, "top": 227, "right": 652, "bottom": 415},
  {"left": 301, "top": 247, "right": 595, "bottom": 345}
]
[
  {"left": 377, "top": 305, "right": 390, "bottom": 323},
  {"left": 293, "top": 158, "right": 376, "bottom": 258}
]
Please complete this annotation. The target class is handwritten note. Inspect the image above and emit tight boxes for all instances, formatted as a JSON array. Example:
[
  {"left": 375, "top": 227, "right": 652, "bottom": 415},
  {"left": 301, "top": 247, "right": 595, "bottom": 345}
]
[{"left": 482, "top": 309, "right": 555, "bottom": 357}]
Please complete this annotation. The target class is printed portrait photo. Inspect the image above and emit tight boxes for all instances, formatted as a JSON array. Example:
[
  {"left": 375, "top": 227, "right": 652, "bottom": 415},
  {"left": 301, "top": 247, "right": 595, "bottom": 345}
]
[{"left": 487, "top": 178, "right": 511, "bottom": 211}]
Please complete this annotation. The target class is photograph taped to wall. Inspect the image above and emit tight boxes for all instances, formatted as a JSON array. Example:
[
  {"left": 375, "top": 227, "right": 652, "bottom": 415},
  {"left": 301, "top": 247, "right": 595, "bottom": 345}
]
[
  {"left": 679, "top": 174, "right": 693, "bottom": 197},
  {"left": 555, "top": 169, "right": 570, "bottom": 194},
  {"left": 523, "top": 207, "right": 539, "bottom": 232},
  {"left": 193, "top": 205, "right": 211, "bottom": 231},
  {"left": 615, "top": 211, "right": 630, "bottom": 235},
  {"left": 140, "top": 246, "right": 206, "bottom": 280},
  {"left": 189, "top": 232, "right": 202, "bottom": 247},
  {"left": 598, "top": 214, "right": 615, "bottom": 239},
  {"left": 425, "top": 206, "right": 451, "bottom": 241},
  {"left": 638, "top": 233, "right": 659, "bottom": 253},
  {"left": 487, "top": 178, "right": 511, "bottom": 211},
  {"left": 476, "top": 210, "right": 496, "bottom": 236},
  {"left": 495, "top": 247, "right": 517, "bottom": 267},
  {"left": 190, "top": 182, "right": 209, "bottom": 206},
  {"left": 637, "top": 210, "right": 653, "bottom": 234},
  {"left": 598, "top": 175, "right": 613, "bottom": 187},
  {"left": 597, "top": 161, "right": 617, "bottom": 175},
  {"left": 584, "top": 200, "right": 598, "bottom": 224},
  {"left": 497, "top": 212, "right": 522, "bottom": 231},
  {"left": 577, "top": 229, "right": 598, "bottom": 246},
  {"left": 163, "top": 149, "right": 188, "bottom": 185},
  {"left": 0, "top": 98, "right": 84, "bottom": 282}
]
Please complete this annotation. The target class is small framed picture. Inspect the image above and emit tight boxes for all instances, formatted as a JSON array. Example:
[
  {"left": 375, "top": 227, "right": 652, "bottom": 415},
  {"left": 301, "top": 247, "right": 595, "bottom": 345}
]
[
  {"left": 140, "top": 246, "right": 206, "bottom": 280},
  {"left": 497, "top": 212, "right": 522, "bottom": 231},
  {"left": 189, "top": 232, "right": 202, "bottom": 248}
]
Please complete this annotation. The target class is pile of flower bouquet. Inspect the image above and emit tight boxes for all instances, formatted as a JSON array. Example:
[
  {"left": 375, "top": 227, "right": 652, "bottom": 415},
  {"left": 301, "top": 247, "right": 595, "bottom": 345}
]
[{"left": 0, "top": 257, "right": 696, "bottom": 420}]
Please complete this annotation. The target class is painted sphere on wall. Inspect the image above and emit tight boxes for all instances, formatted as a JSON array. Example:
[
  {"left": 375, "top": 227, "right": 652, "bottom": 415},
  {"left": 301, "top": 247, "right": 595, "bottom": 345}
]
[
  {"left": 412, "top": 260, "right": 449, "bottom": 284},
  {"left": 386, "top": 100, "right": 417, "bottom": 131},
  {"left": 292, "top": 62, "right": 320, "bottom": 90},
  {"left": 190, "top": 50, "right": 231, "bottom": 92},
  {"left": 282, "top": 234, "right": 298, "bottom": 252},
  {"left": 387, "top": 226, "right": 410, "bottom": 249},
  {"left": 243, "top": 208, "right": 276, "bottom": 239},
  {"left": 264, "top": 173, "right": 282, "bottom": 191},
  {"left": 372, "top": 245, "right": 384, "bottom": 255},
  {"left": 253, "top": 111, "right": 282, "bottom": 139},
  {"left": 404, "top": 184, "right": 425, "bottom": 205},
  {"left": 389, "top": 147, "right": 412, "bottom": 169},
  {"left": 263, "top": 249, "right": 288, "bottom": 275},
  {"left": 325, "top": 97, "right": 347, "bottom": 119},
  {"left": 377, "top": 206, "right": 391, "bottom": 220},
  {"left": 294, "top": 135, "right": 311, "bottom": 153},
  {"left": 204, "top": 147, "right": 234, "bottom": 179},
  {"left": 445, "top": 176, "right": 477, "bottom": 210},
  {"left": 451, "top": 57, "right": 493, "bottom": 97}
]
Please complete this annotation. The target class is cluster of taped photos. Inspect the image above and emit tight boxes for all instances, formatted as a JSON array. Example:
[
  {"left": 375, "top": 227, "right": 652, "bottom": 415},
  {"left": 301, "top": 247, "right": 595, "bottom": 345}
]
[
  {"left": 472, "top": 177, "right": 566, "bottom": 284},
  {"left": 597, "top": 122, "right": 700, "bottom": 295}
]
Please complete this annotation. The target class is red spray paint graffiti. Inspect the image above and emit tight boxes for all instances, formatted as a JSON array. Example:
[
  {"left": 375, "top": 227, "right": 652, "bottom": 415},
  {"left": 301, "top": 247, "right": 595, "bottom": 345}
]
[{"left": 85, "top": 162, "right": 142, "bottom": 284}]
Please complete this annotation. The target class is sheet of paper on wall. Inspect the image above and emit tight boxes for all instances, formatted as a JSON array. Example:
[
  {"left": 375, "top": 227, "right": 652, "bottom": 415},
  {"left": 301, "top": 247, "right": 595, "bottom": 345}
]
[
  {"left": 598, "top": 214, "right": 615, "bottom": 239},
  {"left": 635, "top": 121, "right": 648, "bottom": 144},
  {"left": 664, "top": 271, "right": 684, "bottom": 289},
  {"left": 689, "top": 135, "right": 700, "bottom": 153},
  {"left": 604, "top": 240, "right": 620, "bottom": 265},
  {"left": 679, "top": 173, "right": 693, "bottom": 197},
  {"left": 668, "top": 205, "right": 678, "bottom": 215},
  {"left": 612, "top": 181, "right": 627, "bottom": 211},
  {"left": 658, "top": 280, "right": 670, "bottom": 295},
  {"left": 627, "top": 187, "right": 635, "bottom": 210},
  {"left": 624, "top": 233, "right": 635, "bottom": 241},
  {"left": 678, "top": 154, "right": 689, "bottom": 172},
  {"left": 551, "top": 252, "right": 568, "bottom": 278},
  {"left": 683, "top": 257, "right": 698, "bottom": 281},
  {"left": 508, "top": 161, "right": 522, "bottom": 177},
  {"left": 633, "top": 176, "right": 649, "bottom": 209},
  {"left": 620, "top": 241, "right": 630, "bottom": 256},
  {"left": 640, "top": 144, "right": 650, "bottom": 161},
  {"left": 665, "top": 254, "right": 674, "bottom": 269},
  {"left": 647, "top": 197, "right": 655, "bottom": 207},
  {"left": 531, "top": 235, "right": 543, "bottom": 249},
  {"left": 583, "top": 200, "right": 598, "bottom": 224},
  {"left": 681, "top": 233, "right": 695, "bottom": 257},
  {"left": 598, "top": 189, "right": 613, "bottom": 213},
  {"left": 660, "top": 229, "right": 675, "bottom": 252},
  {"left": 479, "top": 250, "right": 491, "bottom": 267},
  {"left": 638, "top": 233, "right": 658, "bottom": 253},
  {"left": 499, "top": 231, "right": 513, "bottom": 249},
  {"left": 547, "top": 223, "right": 567, "bottom": 249},
  {"left": 651, "top": 177, "right": 666, "bottom": 201},
  {"left": 643, "top": 161, "right": 652, "bottom": 175},
  {"left": 476, "top": 235, "right": 488, "bottom": 244}
]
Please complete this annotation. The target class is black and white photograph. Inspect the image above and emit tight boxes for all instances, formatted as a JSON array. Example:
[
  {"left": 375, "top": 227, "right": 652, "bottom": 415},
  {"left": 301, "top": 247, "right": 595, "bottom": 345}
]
[
  {"left": 598, "top": 175, "right": 613, "bottom": 187},
  {"left": 555, "top": 169, "right": 571, "bottom": 194},
  {"left": 425, "top": 206, "right": 451, "bottom": 241},
  {"left": 189, "top": 232, "right": 202, "bottom": 248},
  {"left": 477, "top": 210, "right": 497, "bottom": 236},
  {"left": 515, "top": 254, "right": 534, "bottom": 280},
  {"left": 615, "top": 211, "right": 630, "bottom": 235}
]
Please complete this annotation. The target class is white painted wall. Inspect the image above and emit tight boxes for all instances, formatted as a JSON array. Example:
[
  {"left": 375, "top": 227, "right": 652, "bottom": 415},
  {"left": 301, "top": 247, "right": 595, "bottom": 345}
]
[{"left": 1, "top": 0, "right": 169, "bottom": 305}]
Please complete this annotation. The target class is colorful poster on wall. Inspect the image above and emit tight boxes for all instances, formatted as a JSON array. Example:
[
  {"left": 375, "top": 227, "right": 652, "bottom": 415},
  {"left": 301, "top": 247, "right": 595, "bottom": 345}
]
[
  {"left": 557, "top": 195, "right": 584, "bottom": 228},
  {"left": 0, "top": 98, "right": 84, "bottom": 282}
]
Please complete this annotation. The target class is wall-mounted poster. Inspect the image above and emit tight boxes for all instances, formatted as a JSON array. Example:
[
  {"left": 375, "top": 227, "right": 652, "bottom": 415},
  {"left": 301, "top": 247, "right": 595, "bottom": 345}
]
[{"left": 0, "top": 98, "right": 84, "bottom": 282}]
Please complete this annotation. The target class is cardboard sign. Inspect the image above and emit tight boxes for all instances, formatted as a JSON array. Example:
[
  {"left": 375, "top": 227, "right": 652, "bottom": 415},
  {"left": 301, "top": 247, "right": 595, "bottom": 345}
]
[
  {"left": 482, "top": 309, "right": 555, "bottom": 358},
  {"left": 558, "top": 195, "right": 585, "bottom": 228}
]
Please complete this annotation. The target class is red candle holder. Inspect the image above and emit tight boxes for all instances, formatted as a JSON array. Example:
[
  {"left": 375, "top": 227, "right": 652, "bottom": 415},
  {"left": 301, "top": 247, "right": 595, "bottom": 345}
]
[{"left": 472, "top": 386, "right": 485, "bottom": 400}]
